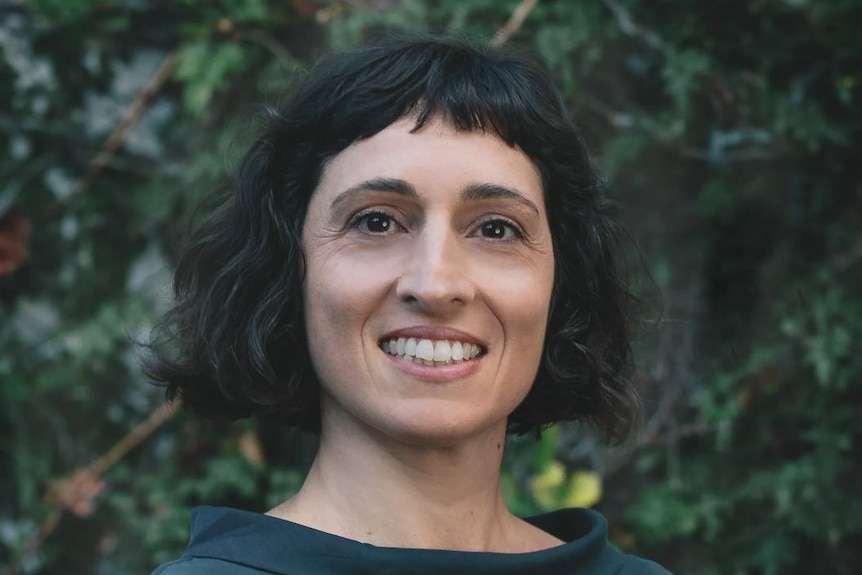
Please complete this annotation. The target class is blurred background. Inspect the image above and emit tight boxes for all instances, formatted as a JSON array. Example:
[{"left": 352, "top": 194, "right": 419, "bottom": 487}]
[{"left": 1, "top": 1, "right": 860, "bottom": 574}]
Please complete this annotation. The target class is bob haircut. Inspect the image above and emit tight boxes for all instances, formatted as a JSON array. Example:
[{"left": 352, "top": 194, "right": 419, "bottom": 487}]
[{"left": 146, "top": 34, "right": 642, "bottom": 443}]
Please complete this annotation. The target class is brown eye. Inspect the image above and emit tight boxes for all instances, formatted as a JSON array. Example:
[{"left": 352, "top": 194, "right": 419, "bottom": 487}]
[
  {"left": 365, "top": 213, "right": 392, "bottom": 233},
  {"left": 350, "top": 210, "right": 403, "bottom": 234},
  {"left": 477, "top": 219, "right": 521, "bottom": 240}
]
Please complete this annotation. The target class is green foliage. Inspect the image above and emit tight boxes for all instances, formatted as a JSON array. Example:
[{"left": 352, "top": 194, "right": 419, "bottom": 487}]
[
  {"left": 627, "top": 273, "right": 862, "bottom": 573},
  {"left": 175, "top": 40, "right": 251, "bottom": 116},
  {"left": 23, "top": 0, "right": 115, "bottom": 21},
  {"left": 2, "top": 0, "right": 861, "bottom": 574},
  {"left": 661, "top": 49, "right": 710, "bottom": 120},
  {"left": 601, "top": 132, "right": 651, "bottom": 181}
]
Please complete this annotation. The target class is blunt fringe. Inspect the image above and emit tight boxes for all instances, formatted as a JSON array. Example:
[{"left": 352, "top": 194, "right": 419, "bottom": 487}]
[{"left": 145, "top": 34, "right": 642, "bottom": 443}]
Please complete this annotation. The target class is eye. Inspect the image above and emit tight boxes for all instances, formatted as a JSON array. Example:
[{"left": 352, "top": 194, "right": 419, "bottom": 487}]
[
  {"left": 474, "top": 218, "right": 523, "bottom": 240},
  {"left": 349, "top": 210, "right": 404, "bottom": 234}
]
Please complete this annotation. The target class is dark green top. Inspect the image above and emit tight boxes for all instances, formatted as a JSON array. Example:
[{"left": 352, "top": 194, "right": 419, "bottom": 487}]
[{"left": 151, "top": 506, "right": 672, "bottom": 575}]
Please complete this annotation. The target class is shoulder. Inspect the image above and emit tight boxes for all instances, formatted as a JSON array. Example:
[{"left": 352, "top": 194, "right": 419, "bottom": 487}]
[
  {"left": 525, "top": 507, "right": 675, "bottom": 574},
  {"left": 616, "top": 553, "right": 676, "bottom": 575},
  {"left": 149, "top": 557, "right": 262, "bottom": 575}
]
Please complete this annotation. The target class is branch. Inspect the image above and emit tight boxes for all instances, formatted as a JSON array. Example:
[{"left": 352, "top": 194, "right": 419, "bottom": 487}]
[
  {"left": 93, "top": 401, "right": 178, "bottom": 474},
  {"left": 491, "top": 0, "right": 541, "bottom": 47},
  {"left": 1, "top": 402, "right": 177, "bottom": 575},
  {"left": 583, "top": 96, "right": 784, "bottom": 163},
  {"left": 45, "top": 50, "right": 177, "bottom": 222},
  {"left": 0, "top": 510, "right": 62, "bottom": 575},
  {"left": 600, "top": 0, "right": 665, "bottom": 51}
]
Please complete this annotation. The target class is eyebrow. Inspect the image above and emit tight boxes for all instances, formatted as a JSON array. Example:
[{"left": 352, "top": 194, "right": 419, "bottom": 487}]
[
  {"left": 329, "top": 177, "right": 540, "bottom": 216},
  {"left": 330, "top": 178, "right": 417, "bottom": 209},
  {"left": 461, "top": 183, "right": 540, "bottom": 216}
]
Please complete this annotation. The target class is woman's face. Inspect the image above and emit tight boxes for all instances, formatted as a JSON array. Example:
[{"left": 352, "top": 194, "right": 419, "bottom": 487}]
[{"left": 302, "top": 117, "right": 555, "bottom": 446}]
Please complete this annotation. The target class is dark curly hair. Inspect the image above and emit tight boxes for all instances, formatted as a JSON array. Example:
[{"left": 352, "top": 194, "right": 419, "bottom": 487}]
[{"left": 145, "top": 34, "right": 642, "bottom": 443}]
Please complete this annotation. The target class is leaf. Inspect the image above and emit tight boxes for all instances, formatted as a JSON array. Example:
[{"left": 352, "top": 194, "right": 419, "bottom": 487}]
[
  {"left": 237, "top": 430, "right": 264, "bottom": 466},
  {"left": 0, "top": 208, "right": 31, "bottom": 276},
  {"left": 529, "top": 459, "right": 566, "bottom": 510},
  {"left": 661, "top": 49, "right": 711, "bottom": 119},
  {"left": 602, "top": 132, "right": 651, "bottom": 181},
  {"left": 530, "top": 425, "right": 559, "bottom": 471},
  {"left": 563, "top": 470, "right": 603, "bottom": 508},
  {"left": 174, "top": 41, "right": 248, "bottom": 117}
]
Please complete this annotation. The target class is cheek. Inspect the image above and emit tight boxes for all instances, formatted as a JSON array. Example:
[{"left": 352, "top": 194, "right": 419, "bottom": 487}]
[
  {"left": 489, "top": 263, "right": 554, "bottom": 370},
  {"left": 494, "top": 261, "right": 554, "bottom": 327},
  {"left": 303, "top": 246, "right": 397, "bottom": 342},
  {"left": 511, "top": 291, "right": 552, "bottom": 354}
]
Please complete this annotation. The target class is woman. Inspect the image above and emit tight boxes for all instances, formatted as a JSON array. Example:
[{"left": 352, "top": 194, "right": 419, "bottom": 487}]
[{"left": 148, "top": 35, "right": 672, "bottom": 574}]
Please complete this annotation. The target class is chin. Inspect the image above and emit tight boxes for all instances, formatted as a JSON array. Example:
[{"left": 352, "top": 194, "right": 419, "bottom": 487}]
[{"left": 374, "top": 408, "right": 506, "bottom": 449}]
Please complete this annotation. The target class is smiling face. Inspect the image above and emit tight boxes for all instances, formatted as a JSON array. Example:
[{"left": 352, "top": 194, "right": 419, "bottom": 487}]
[{"left": 301, "top": 117, "right": 555, "bottom": 446}]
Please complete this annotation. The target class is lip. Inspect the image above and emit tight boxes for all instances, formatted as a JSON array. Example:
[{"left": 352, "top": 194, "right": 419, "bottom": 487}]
[
  {"left": 382, "top": 351, "right": 484, "bottom": 383},
  {"left": 378, "top": 326, "right": 487, "bottom": 349},
  {"left": 378, "top": 326, "right": 488, "bottom": 383}
]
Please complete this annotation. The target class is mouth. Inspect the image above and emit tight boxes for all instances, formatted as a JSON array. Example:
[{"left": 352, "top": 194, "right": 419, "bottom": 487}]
[{"left": 378, "top": 336, "right": 486, "bottom": 367}]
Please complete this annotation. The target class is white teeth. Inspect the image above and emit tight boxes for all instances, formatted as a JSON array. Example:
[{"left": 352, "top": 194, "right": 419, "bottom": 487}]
[
  {"left": 380, "top": 336, "right": 483, "bottom": 364},
  {"left": 415, "top": 339, "right": 435, "bottom": 361},
  {"left": 433, "top": 340, "right": 451, "bottom": 362},
  {"left": 451, "top": 341, "right": 464, "bottom": 361}
]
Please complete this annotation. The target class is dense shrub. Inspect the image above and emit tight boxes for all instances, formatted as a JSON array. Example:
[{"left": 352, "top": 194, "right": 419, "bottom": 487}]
[{"left": 1, "top": 1, "right": 859, "bottom": 573}]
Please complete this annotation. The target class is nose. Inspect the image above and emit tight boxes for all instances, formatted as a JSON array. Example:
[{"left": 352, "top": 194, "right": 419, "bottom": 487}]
[{"left": 395, "top": 222, "right": 475, "bottom": 314}]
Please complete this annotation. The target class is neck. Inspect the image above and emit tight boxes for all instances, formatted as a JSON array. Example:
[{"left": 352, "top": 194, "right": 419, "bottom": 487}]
[{"left": 269, "top": 415, "right": 543, "bottom": 552}]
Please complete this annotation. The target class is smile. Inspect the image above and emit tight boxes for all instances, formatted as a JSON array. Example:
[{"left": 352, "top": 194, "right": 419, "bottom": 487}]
[{"left": 379, "top": 337, "right": 485, "bottom": 366}]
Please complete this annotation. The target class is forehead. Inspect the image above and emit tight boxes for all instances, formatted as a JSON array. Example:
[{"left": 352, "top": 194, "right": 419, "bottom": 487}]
[{"left": 314, "top": 117, "right": 543, "bottom": 202}]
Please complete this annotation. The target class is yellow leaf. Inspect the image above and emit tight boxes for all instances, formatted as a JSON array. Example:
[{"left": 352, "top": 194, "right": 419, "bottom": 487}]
[
  {"left": 238, "top": 430, "right": 264, "bottom": 466},
  {"left": 531, "top": 460, "right": 566, "bottom": 490},
  {"left": 563, "top": 470, "right": 602, "bottom": 508},
  {"left": 530, "top": 460, "right": 566, "bottom": 510}
]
